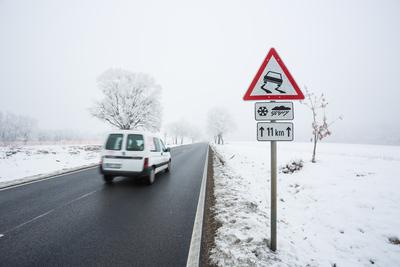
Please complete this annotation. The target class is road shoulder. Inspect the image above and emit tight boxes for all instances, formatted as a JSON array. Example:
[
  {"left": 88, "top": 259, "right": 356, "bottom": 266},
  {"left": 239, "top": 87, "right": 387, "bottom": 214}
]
[
  {"left": 200, "top": 147, "right": 219, "bottom": 267},
  {"left": 186, "top": 145, "right": 209, "bottom": 267}
]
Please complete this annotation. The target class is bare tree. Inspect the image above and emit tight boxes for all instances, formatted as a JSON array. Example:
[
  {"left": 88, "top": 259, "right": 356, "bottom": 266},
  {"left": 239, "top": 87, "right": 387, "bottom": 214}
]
[
  {"left": 91, "top": 68, "right": 162, "bottom": 131},
  {"left": 301, "top": 87, "right": 343, "bottom": 163},
  {"left": 207, "top": 107, "right": 234, "bottom": 145}
]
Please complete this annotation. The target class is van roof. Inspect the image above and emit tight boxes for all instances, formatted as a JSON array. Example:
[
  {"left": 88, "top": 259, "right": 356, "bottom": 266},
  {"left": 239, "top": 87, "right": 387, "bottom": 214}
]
[{"left": 106, "top": 129, "right": 160, "bottom": 138}]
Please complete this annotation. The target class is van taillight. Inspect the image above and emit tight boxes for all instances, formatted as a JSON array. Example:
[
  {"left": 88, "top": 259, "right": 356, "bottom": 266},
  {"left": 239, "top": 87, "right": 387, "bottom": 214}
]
[{"left": 143, "top": 158, "right": 149, "bottom": 169}]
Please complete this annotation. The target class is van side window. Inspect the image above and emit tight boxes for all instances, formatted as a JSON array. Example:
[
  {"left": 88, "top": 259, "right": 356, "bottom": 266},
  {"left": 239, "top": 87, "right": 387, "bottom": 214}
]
[
  {"left": 147, "top": 136, "right": 155, "bottom": 151},
  {"left": 151, "top": 138, "right": 161, "bottom": 152},
  {"left": 160, "top": 139, "right": 167, "bottom": 151},
  {"left": 126, "top": 134, "right": 144, "bottom": 151},
  {"left": 105, "top": 134, "right": 123, "bottom": 150}
]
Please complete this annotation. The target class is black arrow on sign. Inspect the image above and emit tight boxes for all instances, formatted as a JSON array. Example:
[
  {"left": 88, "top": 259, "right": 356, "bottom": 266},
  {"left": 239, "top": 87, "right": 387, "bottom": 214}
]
[
  {"left": 259, "top": 126, "right": 265, "bottom": 137},
  {"left": 286, "top": 127, "right": 291, "bottom": 137}
]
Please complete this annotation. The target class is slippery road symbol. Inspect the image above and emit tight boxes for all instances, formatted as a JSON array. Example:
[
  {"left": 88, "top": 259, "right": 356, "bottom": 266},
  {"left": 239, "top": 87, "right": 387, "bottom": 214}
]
[
  {"left": 271, "top": 105, "right": 291, "bottom": 117},
  {"left": 260, "top": 71, "right": 285, "bottom": 94}
]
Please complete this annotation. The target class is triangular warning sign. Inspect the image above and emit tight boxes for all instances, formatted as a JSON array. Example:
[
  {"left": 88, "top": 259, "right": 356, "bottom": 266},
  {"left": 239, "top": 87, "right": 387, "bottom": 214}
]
[{"left": 243, "top": 48, "right": 304, "bottom": 100}]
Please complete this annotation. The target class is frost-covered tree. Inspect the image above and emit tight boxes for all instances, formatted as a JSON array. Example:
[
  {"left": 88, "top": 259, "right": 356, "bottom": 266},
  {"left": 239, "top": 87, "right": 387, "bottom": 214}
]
[
  {"left": 91, "top": 68, "right": 162, "bottom": 131},
  {"left": 0, "top": 111, "right": 37, "bottom": 144},
  {"left": 164, "top": 120, "right": 190, "bottom": 144},
  {"left": 301, "top": 87, "right": 343, "bottom": 163},
  {"left": 175, "top": 119, "right": 191, "bottom": 144},
  {"left": 164, "top": 120, "right": 202, "bottom": 144},
  {"left": 0, "top": 112, "right": 18, "bottom": 142},
  {"left": 207, "top": 107, "right": 234, "bottom": 145},
  {"left": 18, "top": 115, "right": 37, "bottom": 144},
  {"left": 187, "top": 125, "right": 202, "bottom": 143},
  {"left": 164, "top": 122, "right": 179, "bottom": 144}
]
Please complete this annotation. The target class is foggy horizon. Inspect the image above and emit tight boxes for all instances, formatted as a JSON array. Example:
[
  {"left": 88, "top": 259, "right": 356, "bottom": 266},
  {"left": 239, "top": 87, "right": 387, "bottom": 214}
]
[{"left": 1, "top": 0, "right": 399, "bottom": 145}]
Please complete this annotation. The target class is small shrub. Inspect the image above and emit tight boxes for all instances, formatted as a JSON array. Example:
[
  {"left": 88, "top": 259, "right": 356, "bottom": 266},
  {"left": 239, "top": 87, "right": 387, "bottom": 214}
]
[
  {"left": 389, "top": 236, "right": 400, "bottom": 245},
  {"left": 5, "top": 150, "right": 19, "bottom": 157},
  {"left": 280, "top": 159, "right": 304, "bottom": 174},
  {"left": 83, "top": 145, "right": 102, "bottom": 152}
]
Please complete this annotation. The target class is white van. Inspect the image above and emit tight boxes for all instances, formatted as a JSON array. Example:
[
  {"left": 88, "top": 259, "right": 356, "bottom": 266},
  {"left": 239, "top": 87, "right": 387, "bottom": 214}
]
[{"left": 99, "top": 130, "right": 171, "bottom": 185}]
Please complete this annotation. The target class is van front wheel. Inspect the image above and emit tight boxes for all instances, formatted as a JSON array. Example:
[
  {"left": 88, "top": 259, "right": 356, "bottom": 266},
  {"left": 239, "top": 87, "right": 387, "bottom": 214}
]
[
  {"left": 147, "top": 168, "right": 155, "bottom": 185},
  {"left": 165, "top": 160, "right": 171, "bottom": 173}
]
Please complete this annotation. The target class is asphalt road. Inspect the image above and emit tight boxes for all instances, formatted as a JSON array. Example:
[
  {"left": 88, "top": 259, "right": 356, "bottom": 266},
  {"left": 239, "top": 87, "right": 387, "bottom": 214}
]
[{"left": 0, "top": 143, "right": 208, "bottom": 267}]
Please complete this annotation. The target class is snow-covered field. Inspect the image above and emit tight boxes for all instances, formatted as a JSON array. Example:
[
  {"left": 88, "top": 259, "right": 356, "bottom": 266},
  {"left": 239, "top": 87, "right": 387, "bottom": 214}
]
[
  {"left": 0, "top": 145, "right": 101, "bottom": 188},
  {"left": 211, "top": 142, "right": 400, "bottom": 267}
]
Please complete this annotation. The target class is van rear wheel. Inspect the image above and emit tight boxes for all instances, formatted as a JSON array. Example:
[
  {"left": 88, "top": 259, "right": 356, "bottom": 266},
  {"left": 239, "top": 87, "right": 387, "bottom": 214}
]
[
  {"left": 103, "top": 175, "right": 114, "bottom": 183},
  {"left": 146, "top": 167, "right": 155, "bottom": 185}
]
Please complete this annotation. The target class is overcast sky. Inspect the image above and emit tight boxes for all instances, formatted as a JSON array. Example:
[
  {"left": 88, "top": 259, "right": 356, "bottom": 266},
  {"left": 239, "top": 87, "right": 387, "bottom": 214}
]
[{"left": 1, "top": 0, "right": 399, "bottom": 144}]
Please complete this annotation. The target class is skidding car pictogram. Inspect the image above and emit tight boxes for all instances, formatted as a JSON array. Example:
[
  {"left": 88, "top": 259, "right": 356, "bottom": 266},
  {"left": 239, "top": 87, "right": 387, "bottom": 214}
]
[{"left": 261, "top": 71, "right": 285, "bottom": 94}]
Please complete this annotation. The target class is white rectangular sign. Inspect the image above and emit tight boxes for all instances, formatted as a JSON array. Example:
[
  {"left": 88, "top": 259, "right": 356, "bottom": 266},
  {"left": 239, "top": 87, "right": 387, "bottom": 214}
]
[
  {"left": 255, "top": 102, "right": 294, "bottom": 121},
  {"left": 257, "top": 122, "right": 294, "bottom": 141}
]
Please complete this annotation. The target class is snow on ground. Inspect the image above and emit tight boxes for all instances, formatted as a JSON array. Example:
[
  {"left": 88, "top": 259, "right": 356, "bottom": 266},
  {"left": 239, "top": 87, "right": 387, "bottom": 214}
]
[
  {"left": 211, "top": 142, "right": 400, "bottom": 267},
  {"left": 0, "top": 145, "right": 101, "bottom": 188}
]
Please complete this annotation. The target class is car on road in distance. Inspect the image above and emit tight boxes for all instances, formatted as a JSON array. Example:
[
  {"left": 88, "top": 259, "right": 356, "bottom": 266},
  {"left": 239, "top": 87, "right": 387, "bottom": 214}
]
[{"left": 100, "top": 130, "right": 171, "bottom": 185}]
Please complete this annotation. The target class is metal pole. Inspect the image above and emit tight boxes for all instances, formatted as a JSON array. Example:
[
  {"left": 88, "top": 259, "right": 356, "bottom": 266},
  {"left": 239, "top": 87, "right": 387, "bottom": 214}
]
[{"left": 270, "top": 128, "right": 277, "bottom": 251}]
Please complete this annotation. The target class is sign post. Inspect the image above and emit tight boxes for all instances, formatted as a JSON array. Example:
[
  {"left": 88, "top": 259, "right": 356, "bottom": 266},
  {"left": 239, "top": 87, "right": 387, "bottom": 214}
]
[
  {"left": 270, "top": 137, "right": 277, "bottom": 251},
  {"left": 243, "top": 48, "right": 304, "bottom": 251}
]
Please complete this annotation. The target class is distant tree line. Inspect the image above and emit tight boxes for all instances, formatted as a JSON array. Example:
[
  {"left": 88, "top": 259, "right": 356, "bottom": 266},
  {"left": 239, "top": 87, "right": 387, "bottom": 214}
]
[
  {"left": 164, "top": 119, "right": 202, "bottom": 145},
  {"left": 0, "top": 111, "right": 98, "bottom": 145},
  {"left": 163, "top": 107, "right": 235, "bottom": 146},
  {"left": 0, "top": 111, "right": 37, "bottom": 144}
]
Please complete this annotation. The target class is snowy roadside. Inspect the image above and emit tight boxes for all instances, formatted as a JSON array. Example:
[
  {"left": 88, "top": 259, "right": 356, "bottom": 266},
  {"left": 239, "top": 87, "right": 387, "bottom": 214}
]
[
  {"left": 0, "top": 145, "right": 101, "bottom": 188},
  {"left": 210, "top": 142, "right": 400, "bottom": 266}
]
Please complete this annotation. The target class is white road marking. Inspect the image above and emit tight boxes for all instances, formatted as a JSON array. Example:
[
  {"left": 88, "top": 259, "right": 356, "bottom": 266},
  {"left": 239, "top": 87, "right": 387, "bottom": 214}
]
[
  {"left": 0, "top": 189, "right": 99, "bottom": 237},
  {"left": 186, "top": 146, "right": 209, "bottom": 267},
  {"left": 0, "top": 165, "right": 98, "bottom": 192},
  {"left": 64, "top": 190, "right": 99, "bottom": 206},
  {"left": 4, "top": 209, "right": 55, "bottom": 235}
]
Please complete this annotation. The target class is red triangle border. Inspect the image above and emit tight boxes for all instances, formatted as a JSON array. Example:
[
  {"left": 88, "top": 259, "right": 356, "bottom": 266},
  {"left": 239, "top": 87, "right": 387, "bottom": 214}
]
[{"left": 243, "top": 48, "right": 304, "bottom": 101}]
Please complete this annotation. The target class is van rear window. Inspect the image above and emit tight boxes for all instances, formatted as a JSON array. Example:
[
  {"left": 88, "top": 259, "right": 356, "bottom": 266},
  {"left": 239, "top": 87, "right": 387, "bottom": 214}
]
[
  {"left": 105, "top": 134, "right": 123, "bottom": 150},
  {"left": 126, "top": 134, "right": 144, "bottom": 151}
]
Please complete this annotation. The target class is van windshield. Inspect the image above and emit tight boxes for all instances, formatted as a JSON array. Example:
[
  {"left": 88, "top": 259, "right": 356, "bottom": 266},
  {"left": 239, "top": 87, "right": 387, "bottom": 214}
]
[
  {"left": 105, "top": 134, "right": 123, "bottom": 150},
  {"left": 126, "top": 134, "right": 144, "bottom": 151}
]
